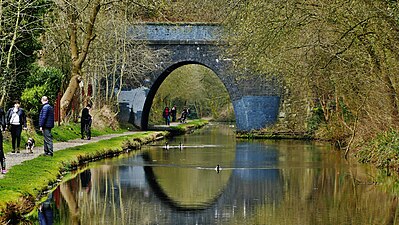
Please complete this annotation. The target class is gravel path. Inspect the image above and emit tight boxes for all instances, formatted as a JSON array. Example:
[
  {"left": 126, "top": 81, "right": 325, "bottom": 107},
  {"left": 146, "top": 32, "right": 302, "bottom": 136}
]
[{"left": 0, "top": 131, "right": 136, "bottom": 179}]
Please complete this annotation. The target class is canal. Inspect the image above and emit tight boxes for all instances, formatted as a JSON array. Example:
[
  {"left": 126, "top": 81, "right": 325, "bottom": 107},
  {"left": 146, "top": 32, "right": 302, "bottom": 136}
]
[{"left": 43, "top": 124, "right": 398, "bottom": 225}]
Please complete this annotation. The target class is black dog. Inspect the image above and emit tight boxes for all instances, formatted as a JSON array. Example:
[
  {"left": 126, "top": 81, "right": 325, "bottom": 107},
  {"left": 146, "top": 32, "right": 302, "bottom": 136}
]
[{"left": 25, "top": 137, "right": 35, "bottom": 153}]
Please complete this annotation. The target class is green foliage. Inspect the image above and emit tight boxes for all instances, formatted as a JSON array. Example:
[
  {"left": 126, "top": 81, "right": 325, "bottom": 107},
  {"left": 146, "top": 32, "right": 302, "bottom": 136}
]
[
  {"left": 20, "top": 65, "right": 63, "bottom": 124},
  {"left": 0, "top": 0, "right": 51, "bottom": 106},
  {"left": 356, "top": 130, "right": 399, "bottom": 173},
  {"left": 338, "top": 98, "right": 354, "bottom": 124},
  {"left": 307, "top": 106, "right": 325, "bottom": 134}
]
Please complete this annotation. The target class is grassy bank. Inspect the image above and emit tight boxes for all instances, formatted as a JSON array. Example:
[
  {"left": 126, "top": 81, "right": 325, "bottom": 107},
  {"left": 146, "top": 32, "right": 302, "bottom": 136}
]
[
  {"left": 0, "top": 119, "right": 209, "bottom": 223},
  {"left": 236, "top": 130, "right": 312, "bottom": 140},
  {"left": 167, "top": 119, "right": 209, "bottom": 134},
  {"left": 356, "top": 130, "right": 399, "bottom": 178}
]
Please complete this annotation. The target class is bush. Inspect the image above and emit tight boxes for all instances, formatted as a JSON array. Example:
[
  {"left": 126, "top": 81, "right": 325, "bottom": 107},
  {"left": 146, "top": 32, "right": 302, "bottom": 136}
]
[
  {"left": 307, "top": 106, "right": 324, "bottom": 134},
  {"left": 356, "top": 129, "right": 399, "bottom": 173},
  {"left": 21, "top": 64, "right": 63, "bottom": 126}
]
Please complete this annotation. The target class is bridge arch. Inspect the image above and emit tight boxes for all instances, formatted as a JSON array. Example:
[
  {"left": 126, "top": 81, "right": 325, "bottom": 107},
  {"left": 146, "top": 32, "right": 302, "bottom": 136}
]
[
  {"left": 118, "top": 23, "right": 281, "bottom": 131},
  {"left": 141, "top": 60, "right": 231, "bottom": 130}
]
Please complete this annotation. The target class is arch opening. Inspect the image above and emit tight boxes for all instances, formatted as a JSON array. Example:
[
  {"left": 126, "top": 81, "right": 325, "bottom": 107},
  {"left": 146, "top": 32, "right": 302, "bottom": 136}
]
[{"left": 142, "top": 61, "right": 235, "bottom": 129}]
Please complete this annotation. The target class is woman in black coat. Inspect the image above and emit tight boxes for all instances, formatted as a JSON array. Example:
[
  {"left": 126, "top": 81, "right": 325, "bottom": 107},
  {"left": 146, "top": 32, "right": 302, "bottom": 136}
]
[
  {"left": 6, "top": 100, "right": 27, "bottom": 153},
  {"left": 0, "top": 107, "right": 6, "bottom": 173}
]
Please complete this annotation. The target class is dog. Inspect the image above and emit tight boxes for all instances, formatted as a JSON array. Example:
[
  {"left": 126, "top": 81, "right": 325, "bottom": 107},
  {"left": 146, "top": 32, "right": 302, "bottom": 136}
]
[{"left": 25, "top": 137, "right": 35, "bottom": 153}]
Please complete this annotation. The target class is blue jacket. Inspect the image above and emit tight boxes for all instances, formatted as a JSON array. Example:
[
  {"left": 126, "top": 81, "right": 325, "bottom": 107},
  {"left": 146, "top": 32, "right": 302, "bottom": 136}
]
[{"left": 39, "top": 103, "right": 54, "bottom": 128}]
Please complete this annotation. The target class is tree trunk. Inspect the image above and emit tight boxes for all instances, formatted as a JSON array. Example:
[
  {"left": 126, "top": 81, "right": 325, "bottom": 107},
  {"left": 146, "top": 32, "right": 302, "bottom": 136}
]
[
  {"left": 59, "top": 0, "right": 101, "bottom": 120},
  {"left": 60, "top": 75, "right": 81, "bottom": 117}
]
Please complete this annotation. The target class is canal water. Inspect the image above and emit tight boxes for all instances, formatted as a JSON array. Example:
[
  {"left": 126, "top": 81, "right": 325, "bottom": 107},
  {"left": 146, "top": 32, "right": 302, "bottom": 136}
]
[{"left": 44, "top": 124, "right": 398, "bottom": 225}]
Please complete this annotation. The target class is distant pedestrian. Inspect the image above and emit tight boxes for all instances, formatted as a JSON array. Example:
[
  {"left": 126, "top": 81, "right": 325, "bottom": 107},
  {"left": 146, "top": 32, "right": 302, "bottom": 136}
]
[
  {"left": 171, "top": 105, "right": 177, "bottom": 122},
  {"left": 81, "top": 104, "right": 92, "bottom": 140},
  {"left": 0, "top": 107, "right": 6, "bottom": 174},
  {"left": 163, "top": 107, "right": 170, "bottom": 125},
  {"left": 179, "top": 107, "right": 188, "bottom": 123},
  {"left": 39, "top": 96, "right": 54, "bottom": 156},
  {"left": 6, "top": 100, "right": 27, "bottom": 153}
]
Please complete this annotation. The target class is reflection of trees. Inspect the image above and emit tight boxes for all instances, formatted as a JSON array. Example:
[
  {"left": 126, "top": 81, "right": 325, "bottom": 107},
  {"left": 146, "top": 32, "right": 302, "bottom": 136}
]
[
  {"left": 57, "top": 165, "right": 156, "bottom": 225},
  {"left": 60, "top": 183, "right": 80, "bottom": 225},
  {"left": 229, "top": 140, "right": 399, "bottom": 225}
]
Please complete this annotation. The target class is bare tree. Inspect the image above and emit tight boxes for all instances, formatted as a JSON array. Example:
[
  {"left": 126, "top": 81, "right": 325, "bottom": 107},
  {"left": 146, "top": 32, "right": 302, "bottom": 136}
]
[{"left": 225, "top": 0, "right": 399, "bottom": 144}]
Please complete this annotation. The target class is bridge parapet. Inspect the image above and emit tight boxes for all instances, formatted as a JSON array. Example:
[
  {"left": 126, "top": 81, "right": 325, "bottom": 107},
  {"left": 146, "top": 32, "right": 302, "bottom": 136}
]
[{"left": 128, "top": 23, "right": 223, "bottom": 44}]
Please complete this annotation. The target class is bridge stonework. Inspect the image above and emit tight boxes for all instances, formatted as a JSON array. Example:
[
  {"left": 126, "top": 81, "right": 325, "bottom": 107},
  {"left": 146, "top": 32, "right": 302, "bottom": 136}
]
[{"left": 118, "top": 23, "right": 281, "bottom": 131}]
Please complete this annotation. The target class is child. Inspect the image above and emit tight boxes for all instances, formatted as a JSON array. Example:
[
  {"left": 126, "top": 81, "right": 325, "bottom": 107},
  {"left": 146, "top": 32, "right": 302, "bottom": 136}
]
[{"left": 0, "top": 107, "right": 6, "bottom": 174}]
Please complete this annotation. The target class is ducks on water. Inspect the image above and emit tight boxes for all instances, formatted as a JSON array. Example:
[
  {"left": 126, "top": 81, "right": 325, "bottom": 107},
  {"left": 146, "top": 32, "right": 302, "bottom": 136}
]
[{"left": 163, "top": 141, "right": 185, "bottom": 150}]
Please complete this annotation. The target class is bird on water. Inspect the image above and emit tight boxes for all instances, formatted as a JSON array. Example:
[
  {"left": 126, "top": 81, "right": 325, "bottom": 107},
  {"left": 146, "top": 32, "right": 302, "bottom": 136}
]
[{"left": 215, "top": 164, "right": 221, "bottom": 173}]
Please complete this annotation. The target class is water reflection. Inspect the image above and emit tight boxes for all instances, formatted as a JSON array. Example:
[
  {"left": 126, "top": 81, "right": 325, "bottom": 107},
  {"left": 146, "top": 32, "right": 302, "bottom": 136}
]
[
  {"left": 44, "top": 125, "right": 399, "bottom": 225},
  {"left": 38, "top": 192, "right": 54, "bottom": 225}
]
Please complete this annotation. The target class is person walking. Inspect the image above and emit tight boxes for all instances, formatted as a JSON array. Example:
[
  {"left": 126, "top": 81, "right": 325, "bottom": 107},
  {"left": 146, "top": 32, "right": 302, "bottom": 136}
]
[
  {"left": 80, "top": 104, "right": 92, "bottom": 140},
  {"left": 39, "top": 96, "right": 54, "bottom": 156},
  {"left": 6, "top": 100, "right": 27, "bottom": 153},
  {"left": 0, "top": 107, "right": 6, "bottom": 173},
  {"left": 163, "top": 107, "right": 170, "bottom": 126},
  {"left": 171, "top": 105, "right": 177, "bottom": 122},
  {"left": 179, "top": 107, "right": 188, "bottom": 123}
]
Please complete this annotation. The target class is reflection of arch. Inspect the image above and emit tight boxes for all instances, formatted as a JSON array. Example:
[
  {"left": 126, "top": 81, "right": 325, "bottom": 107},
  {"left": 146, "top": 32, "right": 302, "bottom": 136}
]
[
  {"left": 142, "top": 152, "right": 232, "bottom": 211},
  {"left": 141, "top": 61, "right": 227, "bottom": 130},
  {"left": 141, "top": 141, "right": 284, "bottom": 213}
]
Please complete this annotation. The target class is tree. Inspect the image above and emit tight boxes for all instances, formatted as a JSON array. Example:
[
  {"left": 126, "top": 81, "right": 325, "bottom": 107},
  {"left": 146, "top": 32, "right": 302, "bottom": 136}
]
[
  {"left": 55, "top": 0, "right": 102, "bottom": 118},
  {"left": 225, "top": 0, "right": 399, "bottom": 143},
  {"left": 0, "top": 0, "right": 49, "bottom": 107},
  {"left": 43, "top": 0, "right": 178, "bottom": 120}
]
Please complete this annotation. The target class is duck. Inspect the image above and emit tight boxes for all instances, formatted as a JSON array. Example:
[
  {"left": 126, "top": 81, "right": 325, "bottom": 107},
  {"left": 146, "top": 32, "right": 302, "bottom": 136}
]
[
  {"left": 215, "top": 164, "right": 221, "bottom": 173},
  {"left": 163, "top": 141, "right": 169, "bottom": 150}
]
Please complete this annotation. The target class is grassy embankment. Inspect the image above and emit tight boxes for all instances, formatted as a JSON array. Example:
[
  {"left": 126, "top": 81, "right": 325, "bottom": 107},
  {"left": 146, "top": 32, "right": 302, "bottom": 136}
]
[
  {"left": 236, "top": 130, "right": 312, "bottom": 140},
  {"left": 0, "top": 119, "right": 208, "bottom": 223}
]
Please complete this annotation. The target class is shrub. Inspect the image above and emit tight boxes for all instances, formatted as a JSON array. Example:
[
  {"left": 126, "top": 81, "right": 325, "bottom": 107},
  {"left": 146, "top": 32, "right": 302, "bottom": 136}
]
[
  {"left": 356, "top": 129, "right": 399, "bottom": 174},
  {"left": 21, "top": 64, "right": 63, "bottom": 126}
]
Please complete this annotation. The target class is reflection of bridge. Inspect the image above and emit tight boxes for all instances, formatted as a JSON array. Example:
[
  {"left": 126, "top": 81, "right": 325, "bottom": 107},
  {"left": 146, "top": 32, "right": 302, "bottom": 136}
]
[
  {"left": 115, "top": 142, "right": 284, "bottom": 224},
  {"left": 118, "top": 23, "right": 281, "bottom": 131}
]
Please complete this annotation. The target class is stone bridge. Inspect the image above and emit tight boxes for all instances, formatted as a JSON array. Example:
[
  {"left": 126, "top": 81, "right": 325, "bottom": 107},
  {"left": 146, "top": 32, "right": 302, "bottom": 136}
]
[{"left": 117, "top": 23, "right": 281, "bottom": 131}]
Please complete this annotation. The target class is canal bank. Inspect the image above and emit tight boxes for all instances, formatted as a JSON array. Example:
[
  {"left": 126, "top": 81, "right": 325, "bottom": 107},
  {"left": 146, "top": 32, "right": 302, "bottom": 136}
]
[{"left": 0, "top": 120, "right": 208, "bottom": 223}]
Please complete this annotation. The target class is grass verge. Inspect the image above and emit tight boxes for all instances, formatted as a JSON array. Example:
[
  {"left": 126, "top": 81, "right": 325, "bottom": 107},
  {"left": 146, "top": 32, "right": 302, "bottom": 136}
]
[{"left": 168, "top": 119, "right": 209, "bottom": 134}]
